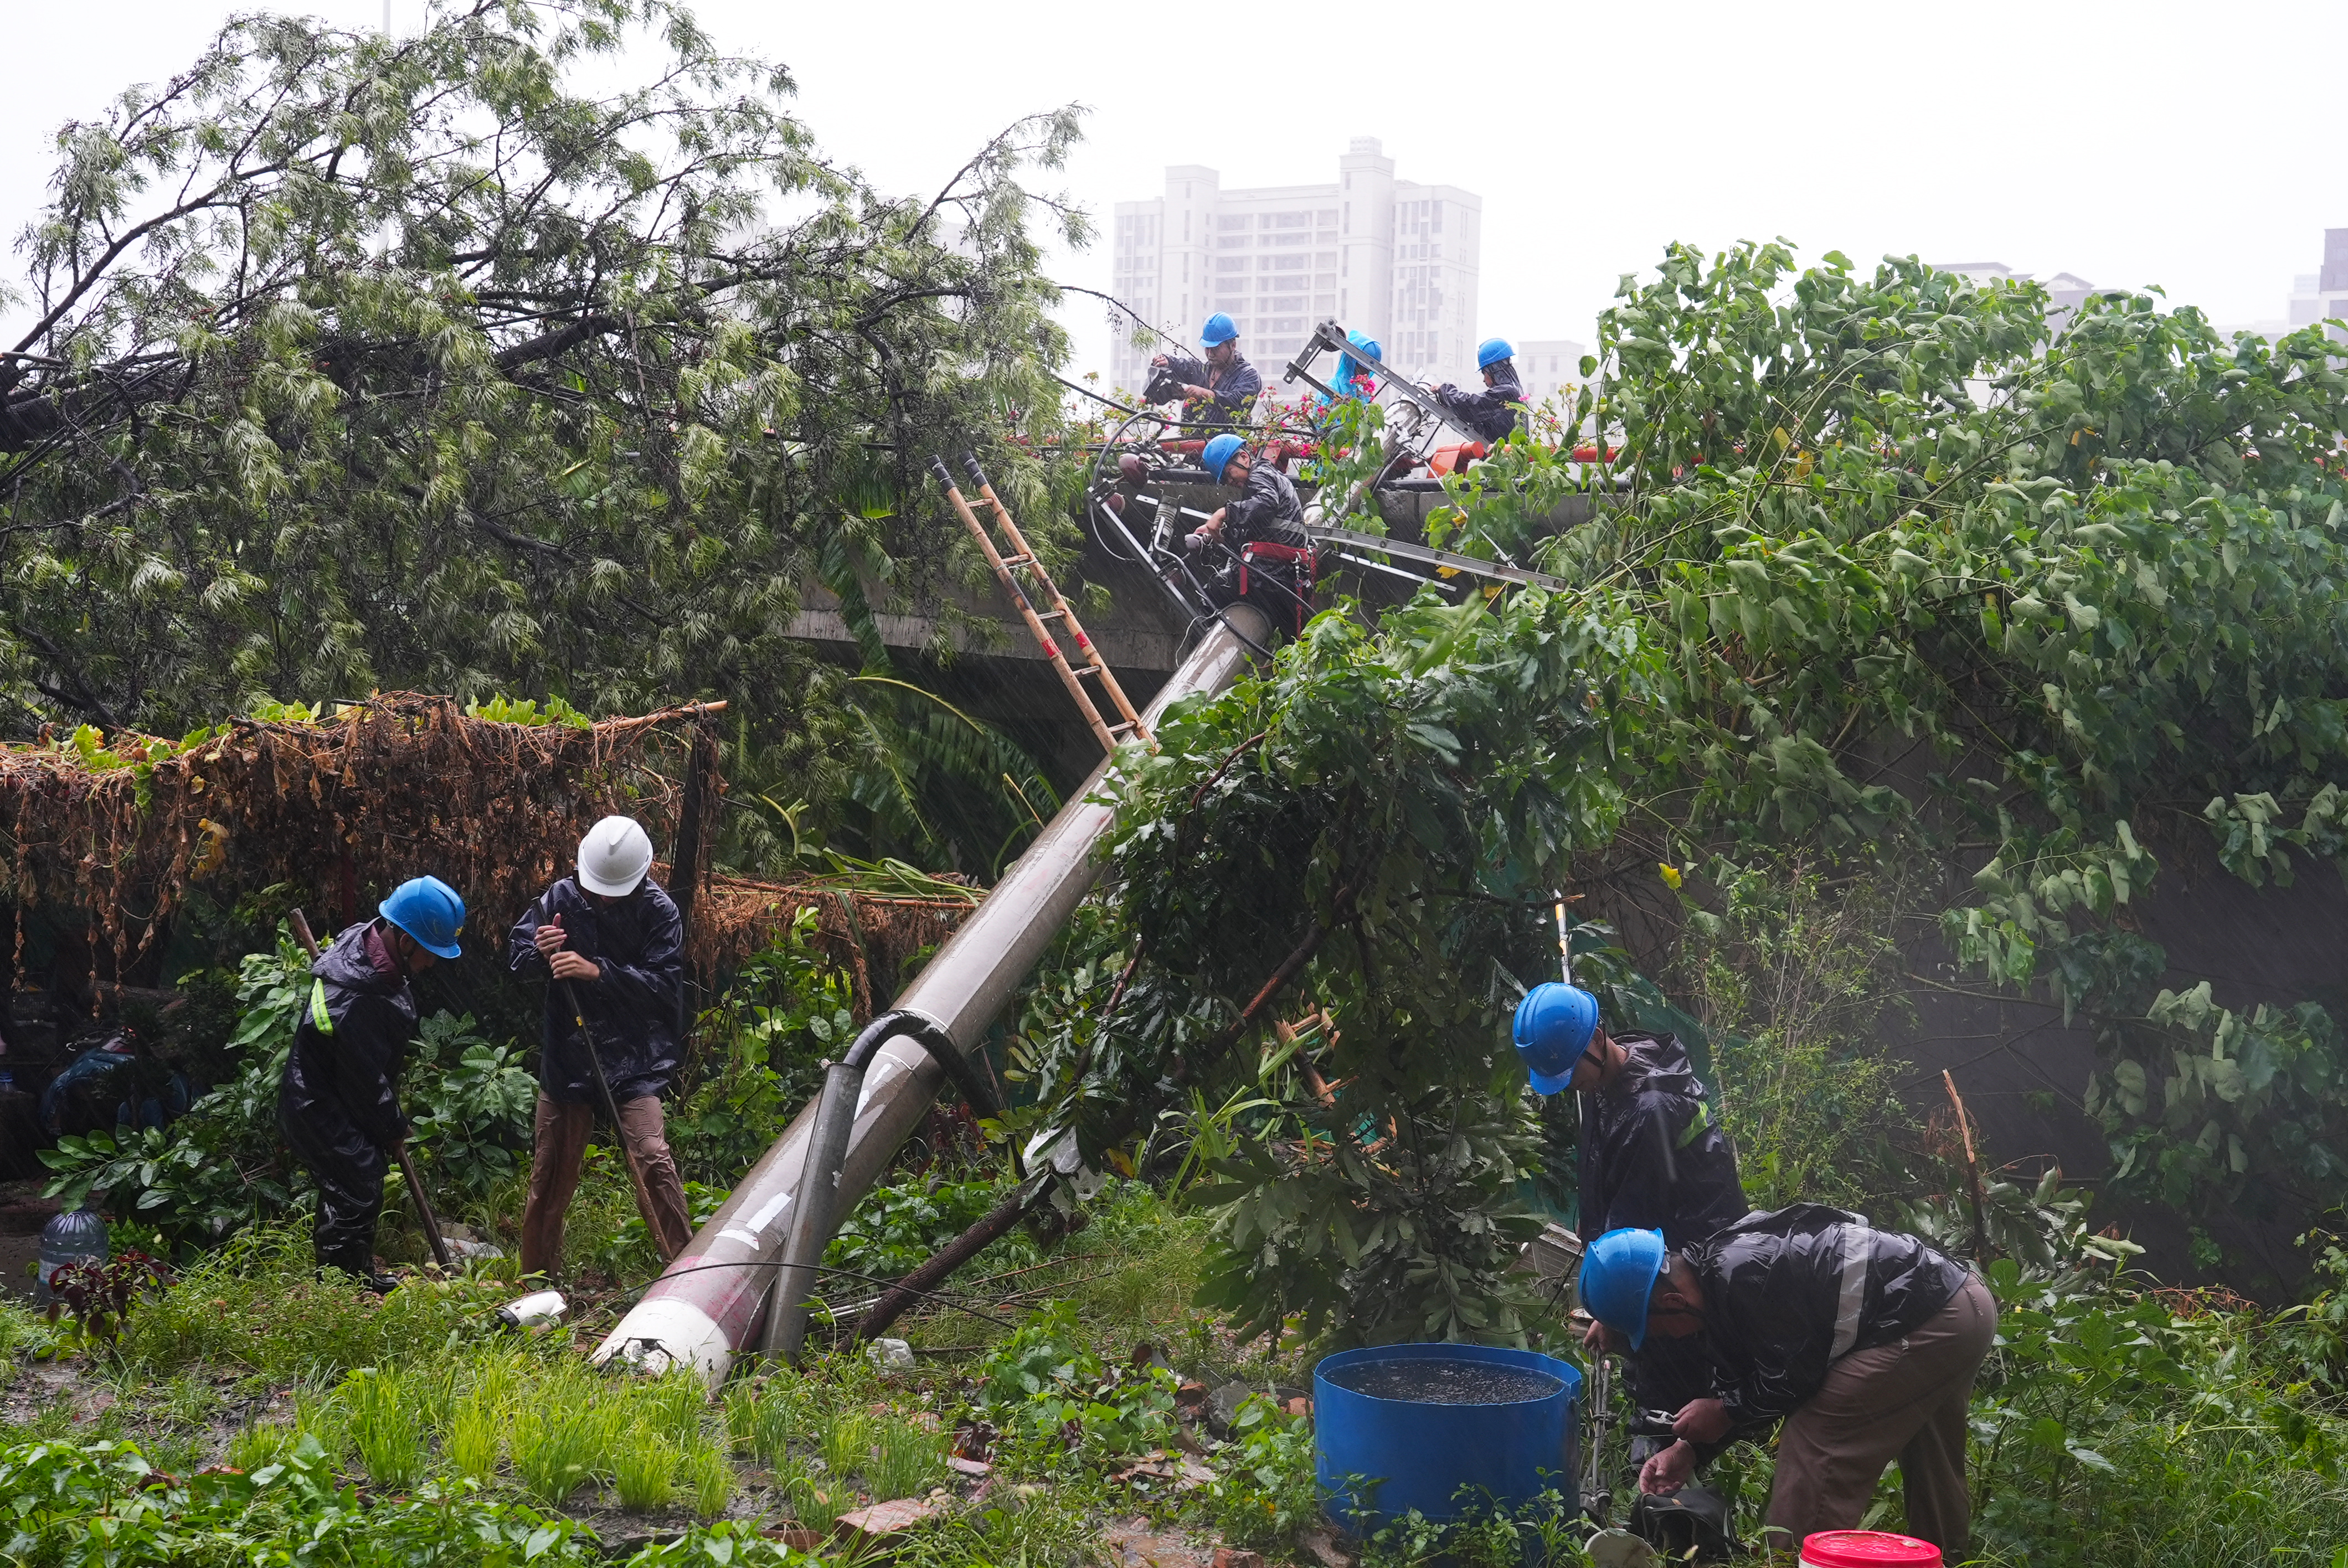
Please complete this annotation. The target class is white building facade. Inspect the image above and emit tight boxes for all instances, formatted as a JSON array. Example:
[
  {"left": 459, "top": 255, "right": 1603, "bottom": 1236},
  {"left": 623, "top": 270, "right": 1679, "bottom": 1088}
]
[
  {"left": 2285, "top": 230, "right": 2348, "bottom": 329},
  {"left": 1510, "top": 338, "right": 1588, "bottom": 412},
  {"left": 1107, "top": 139, "right": 1482, "bottom": 402}
]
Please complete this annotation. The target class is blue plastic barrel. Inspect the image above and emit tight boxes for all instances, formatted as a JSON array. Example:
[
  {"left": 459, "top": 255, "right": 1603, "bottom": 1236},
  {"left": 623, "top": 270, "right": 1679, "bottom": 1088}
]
[{"left": 1315, "top": 1342, "right": 1580, "bottom": 1537}]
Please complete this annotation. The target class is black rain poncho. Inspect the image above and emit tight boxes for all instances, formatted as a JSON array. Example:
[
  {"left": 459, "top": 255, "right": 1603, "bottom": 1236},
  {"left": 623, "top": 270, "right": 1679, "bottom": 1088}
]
[
  {"left": 1690, "top": 1205, "right": 1970, "bottom": 1431},
  {"left": 275, "top": 919, "right": 418, "bottom": 1275},
  {"left": 507, "top": 875, "right": 684, "bottom": 1105}
]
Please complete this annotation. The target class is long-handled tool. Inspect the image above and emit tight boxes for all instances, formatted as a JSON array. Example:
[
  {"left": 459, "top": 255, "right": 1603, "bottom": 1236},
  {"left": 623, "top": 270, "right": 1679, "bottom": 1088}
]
[
  {"left": 288, "top": 908, "right": 456, "bottom": 1272},
  {"left": 552, "top": 974, "right": 674, "bottom": 1263}
]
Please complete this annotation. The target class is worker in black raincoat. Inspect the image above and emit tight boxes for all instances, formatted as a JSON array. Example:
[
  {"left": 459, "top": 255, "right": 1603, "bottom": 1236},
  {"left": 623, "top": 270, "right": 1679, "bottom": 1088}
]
[
  {"left": 507, "top": 814, "right": 693, "bottom": 1277},
  {"left": 1580, "top": 1209, "right": 1996, "bottom": 1556},
  {"left": 1186, "top": 433, "right": 1316, "bottom": 635},
  {"left": 277, "top": 876, "right": 466, "bottom": 1289},
  {"left": 1149, "top": 312, "right": 1263, "bottom": 437},
  {"left": 1512, "top": 983, "right": 1749, "bottom": 1433},
  {"left": 1429, "top": 337, "right": 1528, "bottom": 446}
]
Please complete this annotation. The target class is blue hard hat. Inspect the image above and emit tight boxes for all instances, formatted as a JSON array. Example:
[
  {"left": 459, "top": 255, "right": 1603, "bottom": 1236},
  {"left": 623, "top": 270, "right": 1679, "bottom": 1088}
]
[
  {"left": 1476, "top": 338, "right": 1516, "bottom": 370},
  {"left": 1579, "top": 1227, "right": 1668, "bottom": 1350},
  {"left": 1513, "top": 982, "right": 1599, "bottom": 1095},
  {"left": 380, "top": 875, "right": 466, "bottom": 959},
  {"left": 1202, "top": 313, "right": 1239, "bottom": 347},
  {"left": 1202, "top": 433, "right": 1245, "bottom": 482}
]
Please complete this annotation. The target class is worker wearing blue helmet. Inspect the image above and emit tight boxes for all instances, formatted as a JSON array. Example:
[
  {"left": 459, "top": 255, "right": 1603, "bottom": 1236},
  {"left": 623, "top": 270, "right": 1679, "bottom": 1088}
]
[
  {"left": 1515, "top": 979, "right": 1746, "bottom": 1461},
  {"left": 277, "top": 875, "right": 466, "bottom": 1291},
  {"left": 1178, "top": 432, "right": 1315, "bottom": 635},
  {"left": 1513, "top": 981, "right": 1745, "bottom": 1254},
  {"left": 1428, "top": 337, "right": 1528, "bottom": 445},
  {"left": 1147, "top": 313, "right": 1263, "bottom": 437},
  {"left": 1578, "top": 1209, "right": 1994, "bottom": 1555}
]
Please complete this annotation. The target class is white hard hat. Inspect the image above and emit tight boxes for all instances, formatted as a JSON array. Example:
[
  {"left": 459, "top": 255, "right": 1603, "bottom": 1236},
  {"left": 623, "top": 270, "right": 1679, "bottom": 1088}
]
[{"left": 577, "top": 816, "right": 653, "bottom": 896}]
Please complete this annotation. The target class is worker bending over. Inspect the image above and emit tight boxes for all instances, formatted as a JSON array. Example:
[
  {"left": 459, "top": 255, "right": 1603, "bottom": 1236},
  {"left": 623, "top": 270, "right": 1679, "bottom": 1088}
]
[
  {"left": 1149, "top": 313, "right": 1263, "bottom": 436},
  {"left": 1580, "top": 1211, "right": 1997, "bottom": 1556},
  {"left": 1429, "top": 337, "right": 1528, "bottom": 445},
  {"left": 508, "top": 816, "right": 693, "bottom": 1277},
  {"left": 1514, "top": 983, "right": 1747, "bottom": 1436},
  {"left": 1185, "top": 433, "right": 1316, "bottom": 635},
  {"left": 277, "top": 876, "right": 466, "bottom": 1291}
]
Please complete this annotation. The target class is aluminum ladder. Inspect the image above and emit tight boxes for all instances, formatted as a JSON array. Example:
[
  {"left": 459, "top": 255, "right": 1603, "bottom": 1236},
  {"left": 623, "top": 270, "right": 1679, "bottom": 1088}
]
[{"left": 933, "top": 452, "right": 1152, "bottom": 754}]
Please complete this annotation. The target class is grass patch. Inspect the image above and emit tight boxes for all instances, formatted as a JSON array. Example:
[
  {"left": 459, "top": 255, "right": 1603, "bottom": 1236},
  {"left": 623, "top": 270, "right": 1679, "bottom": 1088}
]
[
  {"left": 342, "top": 1365, "right": 427, "bottom": 1491},
  {"left": 120, "top": 1225, "right": 517, "bottom": 1381}
]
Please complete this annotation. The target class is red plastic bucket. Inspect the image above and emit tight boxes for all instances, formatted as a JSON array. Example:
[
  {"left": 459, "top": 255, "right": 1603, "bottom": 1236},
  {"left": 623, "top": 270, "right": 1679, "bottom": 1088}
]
[{"left": 1799, "top": 1531, "right": 1943, "bottom": 1568}]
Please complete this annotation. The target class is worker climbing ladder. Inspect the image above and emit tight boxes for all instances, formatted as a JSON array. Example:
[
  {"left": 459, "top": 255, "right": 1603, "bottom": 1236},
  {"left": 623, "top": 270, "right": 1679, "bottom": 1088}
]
[{"left": 932, "top": 452, "right": 1152, "bottom": 755}]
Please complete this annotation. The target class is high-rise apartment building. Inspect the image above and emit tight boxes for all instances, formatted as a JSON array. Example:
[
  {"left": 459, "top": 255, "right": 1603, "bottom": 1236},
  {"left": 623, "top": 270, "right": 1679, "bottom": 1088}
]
[
  {"left": 2285, "top": 229, "right": 2348, "bottom": 327},
  {"left": 1106, "top": 139, "right": 1482, "bottom": 403},
  {"left": 1510, "top": 339, "right": 1588, "bottom": 411}
]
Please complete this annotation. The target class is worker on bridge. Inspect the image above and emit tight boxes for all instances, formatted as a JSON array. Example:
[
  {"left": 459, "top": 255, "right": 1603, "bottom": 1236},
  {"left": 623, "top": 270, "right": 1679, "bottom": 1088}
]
[
  {"left": 1514, "top": 982, "right": 1747, "bottom": 1445},
  {"left": 509, "top": 816, "right": 694, "bottom": 1278},
  {"left": 1149, "top": 313, "right": 1263, "bottom": 437},
  {"left": 1580, "top": 1211, "right": 1997, "bottom": 1558},
  {"left": 1423, "top": 338, "right": 1528, "bottom": 474},
  {"left": 1323, "top": 330, "right": 1381, "bottom": 410},
  {"left": 1182, "top": 432, "right": 1316, "bottom": 636},
  {"left": 277, "top": 875, "right": 465, "bottom": 1291}
]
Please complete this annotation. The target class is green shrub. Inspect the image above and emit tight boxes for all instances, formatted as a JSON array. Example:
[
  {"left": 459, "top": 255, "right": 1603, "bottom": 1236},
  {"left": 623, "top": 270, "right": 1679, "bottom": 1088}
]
[
  {"left": 974, "top": 1301, "right": 1179, "bottom": 1461},
  {"left": 0, "top": 1435, "right": 601, "bottom": 1565},
  {"left": 1202, "top": 1395, "right": 1321, "bottom": 1549},
  {"left": 826, "top": 1173, "right": 1034, "bottom": 1281},
  {"left": 667, "top": 910, "right": 857, "bottom": 1185}
]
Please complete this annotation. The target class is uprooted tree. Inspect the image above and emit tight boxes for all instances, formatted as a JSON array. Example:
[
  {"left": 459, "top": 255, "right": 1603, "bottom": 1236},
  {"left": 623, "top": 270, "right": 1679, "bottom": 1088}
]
[
  {"left": 0, "top": 0, "right": 1087, "bottom": 872},
  {"left": 1012, "top": 245, "right": 2348, "bottom": 1345}
]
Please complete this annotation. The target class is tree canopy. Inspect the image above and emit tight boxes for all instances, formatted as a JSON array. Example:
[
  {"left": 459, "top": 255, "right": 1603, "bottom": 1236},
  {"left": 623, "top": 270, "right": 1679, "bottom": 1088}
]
[
  {"left": 0, "top": 0, "right": 1089, "bottom": 870},
  {"left": 1017, "top": 244, "right": 2348, "bottom": 1342}
]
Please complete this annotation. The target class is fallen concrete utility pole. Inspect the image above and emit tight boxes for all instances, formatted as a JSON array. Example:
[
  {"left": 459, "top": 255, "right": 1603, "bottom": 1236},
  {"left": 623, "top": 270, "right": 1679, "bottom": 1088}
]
[{"left": 592, "top": 604, "right": 1271, "bottom": 1386}]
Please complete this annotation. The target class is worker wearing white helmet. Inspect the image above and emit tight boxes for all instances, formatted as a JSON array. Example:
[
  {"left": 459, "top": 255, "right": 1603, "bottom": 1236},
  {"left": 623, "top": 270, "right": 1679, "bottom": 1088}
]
[{"left": 507, "top": 815, "right": 693, "bottom": 1277}]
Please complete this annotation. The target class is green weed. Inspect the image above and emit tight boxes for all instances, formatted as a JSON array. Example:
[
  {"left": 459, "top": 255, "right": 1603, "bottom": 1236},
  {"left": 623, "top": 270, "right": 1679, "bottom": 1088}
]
[
  {"left": 679, "top": 1436, "right": 733, "bottom": 1517},
  {"left": 342, "top": 1365, "right": 426, "bottom": 1492},
  {"left": 226, "top": 1422, "right": 296, "bottom": 1473},
  {"left": 724, "top": 1379, "right": 797, "bottom": 1467},
  {"left": 512, "top": 1365, "right": 614, "bottom": 1505},
  {"left": 445, "top": 1358, "right": 513, "bottom": 1483},
  {"left": 819, "top": 1409, "right": 869, "bottom": 1488},
  {"left": 613, "top": 1423, "right": 677, "bottom": 1512},
  {"left": 867, "top": 1417, "right": 944, "bottom": 1502}
]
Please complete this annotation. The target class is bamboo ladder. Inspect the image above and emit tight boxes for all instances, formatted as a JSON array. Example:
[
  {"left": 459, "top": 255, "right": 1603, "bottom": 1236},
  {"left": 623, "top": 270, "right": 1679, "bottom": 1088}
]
[{"left": 931, "top": 452, "right": 1152, "bottom": 754}]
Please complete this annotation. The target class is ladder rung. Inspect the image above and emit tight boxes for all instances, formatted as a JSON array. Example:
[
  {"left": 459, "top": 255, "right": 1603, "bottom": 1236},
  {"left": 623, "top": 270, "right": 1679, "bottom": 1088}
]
[
  {"left": 1072, "top": 664, "right": 1104, "bottom": 678},
  {"left": 1000, "top": 554, "right": 1032, "bottom": 568},
  {"left": 1035, "top": 608, "right": 1065, "bottom": 621}
]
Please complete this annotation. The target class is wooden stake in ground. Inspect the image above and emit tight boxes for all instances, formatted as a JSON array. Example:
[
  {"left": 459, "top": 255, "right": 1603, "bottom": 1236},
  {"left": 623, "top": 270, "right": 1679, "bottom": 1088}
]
[
  {"left": 1942, "top": 1069, "right": 1989, "bottom": 1261},
  {"left": 289, "top": 908, "right": 457, "bottom": 1272}
]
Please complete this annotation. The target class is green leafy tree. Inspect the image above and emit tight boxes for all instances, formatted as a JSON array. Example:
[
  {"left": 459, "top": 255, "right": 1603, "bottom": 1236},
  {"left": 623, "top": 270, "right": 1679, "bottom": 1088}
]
[
  {"left": 0, "top": 0, "right": 1088, "bottom": 869},
  {"left": 1544, "top": 242, "right": 2348, "bottom": 1238},
  {"left": 1018, "top": 592, "right": 1623, "bottom": 1345}
]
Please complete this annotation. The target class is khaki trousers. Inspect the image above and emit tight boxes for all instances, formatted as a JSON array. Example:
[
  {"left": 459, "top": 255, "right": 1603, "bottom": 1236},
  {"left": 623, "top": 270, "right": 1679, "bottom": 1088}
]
[
  {"left": 1764, "top": 1273, "right": 1997, "bottom": 1556},
  {"left": 520, "top": 1094, "right": 693, "bottom": 1279}
]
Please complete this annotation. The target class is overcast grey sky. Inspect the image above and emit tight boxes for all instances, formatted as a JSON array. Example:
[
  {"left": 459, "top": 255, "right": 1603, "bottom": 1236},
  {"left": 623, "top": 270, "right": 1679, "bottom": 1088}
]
[{"left": 3, "top": 0, "right": 2336, "bottom": 379}]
